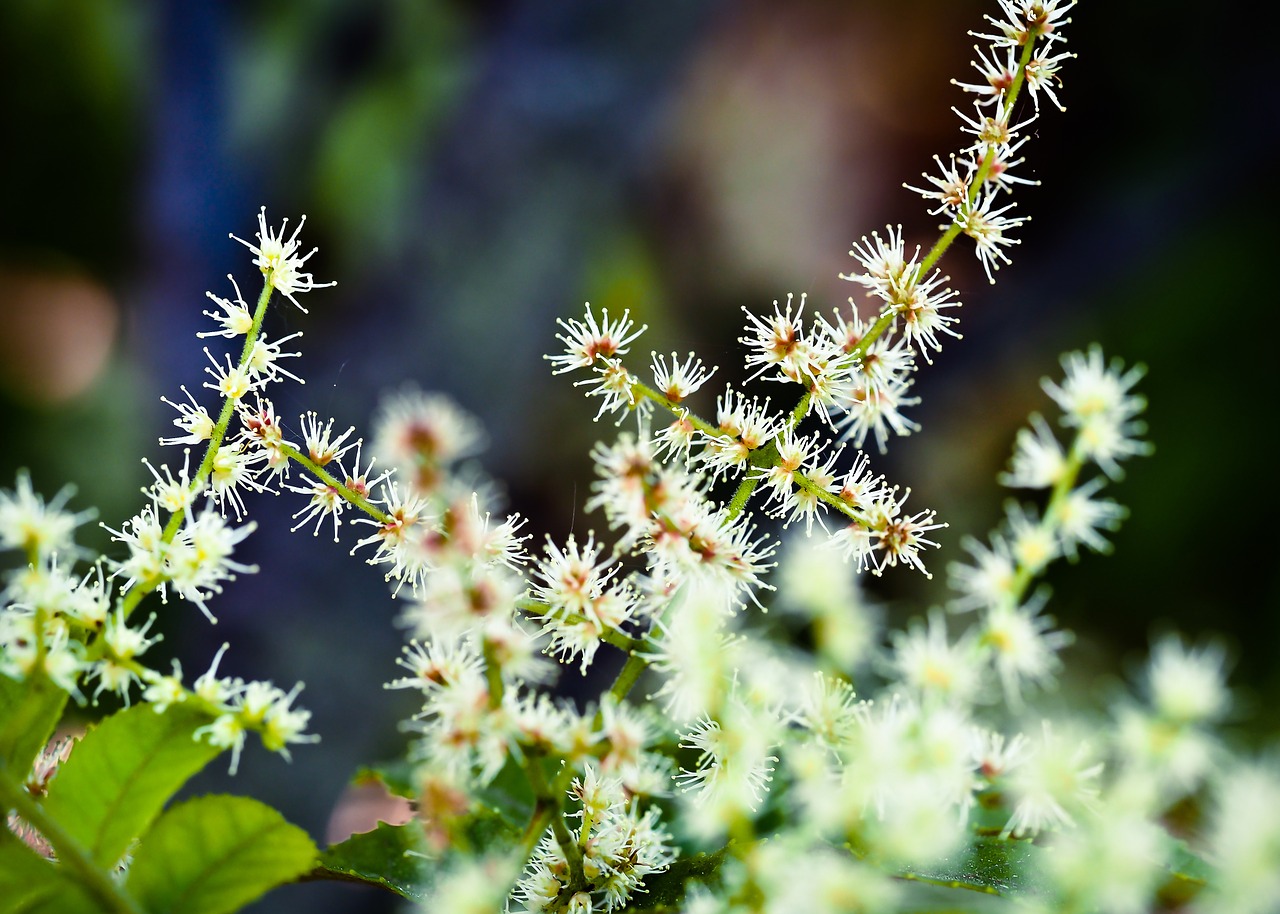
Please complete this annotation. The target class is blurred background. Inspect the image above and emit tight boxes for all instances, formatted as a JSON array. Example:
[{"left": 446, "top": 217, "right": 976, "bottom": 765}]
[{"left": 1, "top": 1, "right": 1275, "bottom": 910}]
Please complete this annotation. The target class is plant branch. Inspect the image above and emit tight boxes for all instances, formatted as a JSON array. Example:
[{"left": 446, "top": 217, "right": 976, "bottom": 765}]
[{"left": 0, "top": 765, "right": 146, "bottom": 914}]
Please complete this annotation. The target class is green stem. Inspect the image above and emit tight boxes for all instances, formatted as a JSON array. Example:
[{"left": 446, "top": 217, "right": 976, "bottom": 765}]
[
  {"left": 514, "top": 599, "right": 643, "bottom": 655},
  {"left": 116, "top": 280, "right": 276, "bottom": 624},
  {"left": 0, "top": 766, "right": 145, "bottom": 914},
  {"left": 520, "top": 752, "right": 585, "bottom": 891},
  {"left": 481, "top": 638, "right": 504, "bottom": 711},
  {"left": 278, "top": 444, "right": 389, "bottom": 523},
  {"left": 632, "top": 381, "right": 725, "bottom": 440},
  {"left": 1007, "top": 438, "right": 1087, "bottom": 602},
  {"left": 607, "top": 653, "right": 648, "bottom": 704}
]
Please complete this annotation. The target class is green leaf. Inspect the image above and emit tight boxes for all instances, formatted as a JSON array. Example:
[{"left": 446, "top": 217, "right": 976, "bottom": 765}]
[
  {"left": 0, "top": 674, "right": 69, "bottom": 779},
  {"left": 315, "top": 820, "right": 433, "bottom": 901},
  {"left": 909, "top": 835, "right": 1048, "bottom": 898},
  {"left": 1157, "top": 837, "right": 1211, "bottom": 908},
  {"left": 125, "top": 794, "right": 317, "bottom": 914},
  {"left": 895, "top": 876, "right": 1027, "bottom": 912},
  {"left": 0, "top": 833, "right": 100, "bottom": 914},
  {"left": 41, "top": 704, "right": 220, "bottom": 869},
  {"left": 632, "top": 848, "right": 727, "bottom": 910},
  {"left": 353, "top": 760, "right": 418, "bottom": 799}
]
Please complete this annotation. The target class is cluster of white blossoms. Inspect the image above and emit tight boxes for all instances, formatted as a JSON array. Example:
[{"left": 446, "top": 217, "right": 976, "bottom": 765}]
[
  {"left": 0, "top": 207, "right": 341, "bottom": 780},
  {"left": 8, "top": 3, "right": 1280, "bottom": 913},
  {"left": 514, "top": 765, "right": 675, "bottom": 913}
]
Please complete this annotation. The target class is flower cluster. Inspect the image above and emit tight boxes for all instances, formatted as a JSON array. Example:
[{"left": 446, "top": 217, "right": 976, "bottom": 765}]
[
  {"left": 514, "top": 765, "right": 675, "bottom": 913},
  {"left": 0, "top": 208, "right": 333, "bottom": 776},
  {"left": 9, "top": 5, "right": 1280, "bottom": 914}
]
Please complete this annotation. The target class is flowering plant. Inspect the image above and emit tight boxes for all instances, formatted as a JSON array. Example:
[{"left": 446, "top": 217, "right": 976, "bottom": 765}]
[{"left": 3, "top": 2, "right": 1278, "bottom": 913}]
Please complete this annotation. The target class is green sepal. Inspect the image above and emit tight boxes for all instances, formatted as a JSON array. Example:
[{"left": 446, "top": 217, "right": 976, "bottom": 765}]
[
  {"left": 41, "top": 704, "right": 220, "bottom": 869},
  {"left": 124, "top": 794, "right": 316, "bottom": 914}
]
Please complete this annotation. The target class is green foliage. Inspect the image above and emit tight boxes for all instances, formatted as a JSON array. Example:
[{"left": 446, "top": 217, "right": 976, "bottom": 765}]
[
  {"left": 0, "top": 674, "right": 68, "bottom": 779},
  {"left": 893, "top": 879, "right": 1025, "bottom": 913},
  {"left": 0, "top": 831, "right": 99, "bottom": 914},
  {"left": 124, "top": 794, "right": 317, "bottom": 914},
  {"left": 315, "top": 820, "right": 433, "bottom": 901},
  {"left": 41, "top": 704, "right": 220, "bottom": 869}
]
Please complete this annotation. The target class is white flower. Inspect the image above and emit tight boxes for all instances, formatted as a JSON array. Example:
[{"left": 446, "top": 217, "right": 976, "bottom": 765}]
[
  {"left": 953, "top": 43, "right": 1019, "bottom": 106},
  {"left": 948, "top": 533, "right": 1018, "bottom": 612},
  {"left": 371, "top": 388, "right": 484, "bottom": 485},
  {"left": 1003, "top": 721, "right": 1102, "bottom": 836},
  {"left": 202, "top": 348, "right": 255, "bottom": 401},
  {"left": 953, "top": 100, "right": 1037, "bottom": 155},
  {"left": 1145, "top": 635, "right": 1230, "bottom": 725},
  {"left": 351, "top": 480, "right": 435, "bottom": 595},
  {"left": 547, "top": 303, "right": 646, "bottom": 375},
  {"left": 1045, "top": 797, "right": 1167, "bottom": 914},
  {"left": 676, "top": 705, "right": 779, "bottom": 814},
  {"left": 1024, "top": 35, "right": 1074, "bottom": 112},
  {"left": 839, "top": 487, "right": 944, "bottom": 578},
  {"left": 698, "top": 389, "right": 780, "bottom": 479},
  {"left": 1006, "top": 502, "right": 1057, "bottom": 574},
  {"left": 166, "top": 507, "right": 259, "bottom": 621},
  {"left": 198, "top": 277, "right": 254, "bottom": 338},
  {"left": 1055, "top": 477, "right": 1126, "bottom": 557},
  {"left": 159, "top": 386, "right": 215, "bottom": 447},
  {"left": 835, "top": 375, "right": 921, "bottom": 454},
  {"left": 980, "top": 597, "right": 1072, "bottom": 706},
  {"left": 842, "top": 225, "right": 919, "bottom": 302},
  {"left": 141, "top": 452, "right": 203, "bottom": 515},
  {"left": 0, "top": 471, "right": 91, "bottom": 560},
  {"left": 904, "top": 154, "right": 973, "bottom": 215},
  {"left": 888, "top": 610, "right": 983, "bottom": 706},
  {"left": 245, "top": 332, "right": 305, "bottom": 386},
  {"left": 194, "top": 713, "right": 247, "bottom": 775},
  {"left": 739, "top": 294, "right": 813, "bottom": 383},
  {"left": 958, "top": 189, "right": 1026, "bottom": 283},
  {"left": 298, "top": 411, "right": 357, "bottom": 467},
  {"left": 1198, "top": 762, "right": 1280, "bottom": 914},
  {"left": 1042, "top": 345, "right": 1147, "bottom": 427},
  {"left": 999, "top": 413, "right": 1065, "bottom": 489},
  {"left": 229, "top": 207, "right": 334, "bottom": 312},
  {"left": 978, "top": 0, "right": 1076, "bottom": 48},
  {"left": 650, "top": 351, "right": 716, "bottom": 404}
]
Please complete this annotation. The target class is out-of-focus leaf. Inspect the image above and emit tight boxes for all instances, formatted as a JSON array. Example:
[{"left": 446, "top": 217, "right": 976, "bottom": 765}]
[
  {"left": 0, "top": 832, "right": 100, "bottom": 914},
  {"left": 0, "top": 674, "right": 67, "bottom": 781}
]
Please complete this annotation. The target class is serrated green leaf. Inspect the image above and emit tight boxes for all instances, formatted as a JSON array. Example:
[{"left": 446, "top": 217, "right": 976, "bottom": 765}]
[
  {"left": 42, "top": 704, "right": 220, "bottom": 869},
  {"left": 315, "top": 820, "right": 434, "bottom": 901},
  {"left": 0, "top": 833, "right": 100, "bottom": 914},
  {"left": 125, "top": 795, "right": 316, "bottom": 914},
  {"left": 353, "top": 760, "right": 418, "bottom": 799},
  {"left": 0, "top": 674, "right": 69, "bottom": 779}
]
